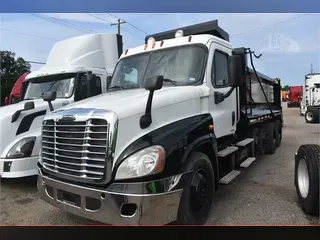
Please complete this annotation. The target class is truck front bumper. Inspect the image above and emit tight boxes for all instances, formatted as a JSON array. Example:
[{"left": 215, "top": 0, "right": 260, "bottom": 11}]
[
  {"left": 0, "top": 156, "right": 38, "bottom": 178},
  {"left": 38, "top": 168, "right": 189, "bottom": 225}
]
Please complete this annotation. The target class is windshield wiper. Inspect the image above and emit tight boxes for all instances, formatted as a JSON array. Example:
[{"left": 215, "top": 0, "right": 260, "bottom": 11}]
[
  {"left": 163, "top": 78, "right": 178, "bottom": 86},
  {"left": 108, "top": 85, "right": 124, "bottom": 91}
]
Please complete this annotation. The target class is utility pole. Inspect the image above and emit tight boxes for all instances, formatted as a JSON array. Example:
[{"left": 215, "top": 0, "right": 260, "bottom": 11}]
[
  {"left": 110, "top": 18, "right": 126, "bottom": 35},
  {"left": 310, "top": 63, "right": 314, "bottom": 74}
]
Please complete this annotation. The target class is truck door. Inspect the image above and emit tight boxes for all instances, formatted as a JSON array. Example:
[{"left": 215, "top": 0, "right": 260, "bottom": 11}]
[{"left": 207, "top": 42, "right": 238, "bottom": 138}]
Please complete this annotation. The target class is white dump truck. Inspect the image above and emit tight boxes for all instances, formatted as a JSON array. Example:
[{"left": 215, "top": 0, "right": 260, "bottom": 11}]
[
  {"left": 300, "top": 73, "right": 320, "bottom": 123},
  {"left": 37, "top": 20, "right": 283, "bottom": 225},
  {"left": 0, "top": 33, "right": 122, "bottom": 178}
]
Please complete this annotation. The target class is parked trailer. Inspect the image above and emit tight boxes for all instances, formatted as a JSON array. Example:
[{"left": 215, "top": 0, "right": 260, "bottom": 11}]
[
  {"left": 300, "top": 73, "right": 320, "bottom": 123},
  {"left": 0, "top": 33, "right": 122, "bottom": 178},
  {"left": 37, "top": 20, "right": 283, "bottom": 225},
  {"left": 287, "top": 85, "right": 303, "bottom": 108},
  {"left": 294, "top": 144, "right": 319, "bottom": 217},
  {"left": 282, "top": 90, "right": 287, "bottom": 102}
]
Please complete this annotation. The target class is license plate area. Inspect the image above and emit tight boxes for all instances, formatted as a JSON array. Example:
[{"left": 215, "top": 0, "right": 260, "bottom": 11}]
[{"left": 57, "top": 189, "right": 81, "bottom": 207}]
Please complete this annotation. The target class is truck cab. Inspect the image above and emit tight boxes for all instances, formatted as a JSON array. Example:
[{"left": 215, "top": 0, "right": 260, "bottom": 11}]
[
  {"left": 300, "top": 73, "right": 320, "bottom": 123},
  {"left": 0, "top": 33, "right": 122, "bottom": 178},
  {"left": 37, "top": 20, "right": 283, "bottom": 225}
]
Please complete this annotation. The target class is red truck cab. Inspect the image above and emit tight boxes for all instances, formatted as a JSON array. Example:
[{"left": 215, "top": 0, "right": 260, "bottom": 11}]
[
  {"left": 287, "top": 85, "right": 303, "bottom": 108},
  {"left": 4, "top": 72, "right": 29, "bottom": 106}
]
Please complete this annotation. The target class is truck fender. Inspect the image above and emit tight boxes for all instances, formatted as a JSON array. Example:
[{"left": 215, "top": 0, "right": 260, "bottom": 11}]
[{"left": 180, "top": 134, "right": 220, "bottom": 189}]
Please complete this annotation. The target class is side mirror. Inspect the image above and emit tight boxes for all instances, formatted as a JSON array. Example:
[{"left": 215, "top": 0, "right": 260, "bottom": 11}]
[
  {"left": 24, "top": 101, "right": 35, "bottom": 110},
  {"left": 107, "top": 75, "right": 112, "bottom": 89},
  {"left": 143, "top": 75, "right": 164, "bottom": 91},
  {"left": 140, "top": 75, "right": 164, "bottom": 129},
  {"left": 42, "top": 91, "right": 57, "bottom": 102},
  {"left": 228, "top": 55, "right": 242, "bottom": 87},
  {"left": 4, "top": 97, "right": 9, "bottom": 106},
  {"left": 42, "top": 91, "right": 56, "bottom": 112}
]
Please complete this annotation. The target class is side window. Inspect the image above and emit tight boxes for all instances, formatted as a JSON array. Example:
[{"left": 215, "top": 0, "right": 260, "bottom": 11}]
[{"left": 211, "top": 51, "right": 229, "bottom": 87}]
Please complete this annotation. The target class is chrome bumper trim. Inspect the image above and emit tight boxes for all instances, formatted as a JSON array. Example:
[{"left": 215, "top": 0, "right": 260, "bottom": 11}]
[{"left": 38, "top": 169, "right": 188, "bottom": 225}]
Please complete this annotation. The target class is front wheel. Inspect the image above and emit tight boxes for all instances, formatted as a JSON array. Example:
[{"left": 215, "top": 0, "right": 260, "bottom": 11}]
[
  {"left": 176, "top": 152, "right": 215, "bottom": 225},
  {"left": 295, "top": 144, "right": 319, "bottom": 217}
]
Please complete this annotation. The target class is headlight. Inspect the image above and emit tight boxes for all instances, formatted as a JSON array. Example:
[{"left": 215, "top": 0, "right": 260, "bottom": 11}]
[
  {"left": 6, "top": 137, "right": 36, "bottom": 159},
  {"left": 115, "top": 145, "right": 166, "bottom": 180}
]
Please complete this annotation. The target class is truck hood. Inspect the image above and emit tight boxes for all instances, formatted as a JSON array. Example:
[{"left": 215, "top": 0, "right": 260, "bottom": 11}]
[
  {"left": 53, "top": 86, "right": 201, "bottom": 120},
  {"left": 0, "top": 98, "right": 71, "bottom": 157}
]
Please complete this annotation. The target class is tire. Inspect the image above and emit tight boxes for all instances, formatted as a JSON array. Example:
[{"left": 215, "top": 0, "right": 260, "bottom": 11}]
[
  {"left": 295, "top": 144, "right": 319, "bottom": 217},
  {"left": 275, "top": 120, "right": 282, "bottom": 148},
  {"left": 176, "top": 152, "right": 215, "bottom": 225},
  {"left": 264, "top": 122, "right": 276, "bottom": 154},
  {"left": 248, "top": 128, "right": 264, "bottom": 158},
  {"left": 305, "top": 107, "right": 320, "bottom": 124}
]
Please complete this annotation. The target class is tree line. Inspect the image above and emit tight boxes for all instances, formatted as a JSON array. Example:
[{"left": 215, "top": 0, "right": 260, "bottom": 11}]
[{"left": 0, "top": 50, "right": 31, "bottom": 106}]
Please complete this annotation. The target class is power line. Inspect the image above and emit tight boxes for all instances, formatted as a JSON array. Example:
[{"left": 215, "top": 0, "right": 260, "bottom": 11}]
[
  {"left": 31, "top": 13, "right": 96, "bottom": 34},
  {"left": 231, "top": 14, "right": 310, "bottom": 37},
  {"left": 0, "top": 27, "right": 59, "bottom": 41},
  {"left": 86, "top": 13, "right": 144, "bottom": 40},
  {"left": 107, "top": 13, "right": 149, "bottom": 35}
]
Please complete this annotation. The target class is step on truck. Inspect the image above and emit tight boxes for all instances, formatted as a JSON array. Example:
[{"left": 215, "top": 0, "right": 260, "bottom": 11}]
[
  {"left": 300, "top": 73, "right": 320, "bottom": 123},
  {"left": 37, "top": 20, "right": 283, "bottom": 225},
  {"left": 0, "top": 33, "right": 122, "bottom": 178}
]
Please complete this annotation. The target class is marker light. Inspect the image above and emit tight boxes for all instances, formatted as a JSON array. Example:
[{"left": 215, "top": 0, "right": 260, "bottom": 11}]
[
  {"left": 175, "top": 30, "right": 184, "bottom": 38},
  {"left": 147, "top": 37, "right": 156, "bottom": 44}
]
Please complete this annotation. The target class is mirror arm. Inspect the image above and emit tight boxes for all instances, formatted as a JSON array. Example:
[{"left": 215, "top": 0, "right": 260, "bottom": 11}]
[
  {"left": 47, "top": 101, "right": 54, "bottom": 112},
  {"left": 223, "top": 86, "right": 236, "bottom": 99},
  {"left": 140, "top": 90, "right": 155, "bottom": 129}
]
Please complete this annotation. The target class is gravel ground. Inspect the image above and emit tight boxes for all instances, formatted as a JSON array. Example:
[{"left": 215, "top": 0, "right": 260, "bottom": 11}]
[{"left": 0, "top": 103, "right": 319, "bottom": 225}]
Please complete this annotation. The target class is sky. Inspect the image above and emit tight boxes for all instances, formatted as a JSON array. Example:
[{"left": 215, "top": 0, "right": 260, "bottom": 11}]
[{"left": 0, "top": 13, "right": 319, "bottom": 86}]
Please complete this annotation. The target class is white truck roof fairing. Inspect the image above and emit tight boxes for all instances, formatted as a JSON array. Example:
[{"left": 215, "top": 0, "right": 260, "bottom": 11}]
[{"left": 28, "top": 33, "right": 123, "bottom": 79}]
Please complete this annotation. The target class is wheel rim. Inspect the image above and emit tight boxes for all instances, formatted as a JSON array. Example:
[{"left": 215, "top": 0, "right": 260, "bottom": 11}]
[
  {"left": 190, "top": 169, "right": 209, "bottom": 212},
  {"left": 297, "top": 158, "right": 309, "bottom": 199},
  {"left": 306, "top": 112, "right": 313, "bottom": 121}
]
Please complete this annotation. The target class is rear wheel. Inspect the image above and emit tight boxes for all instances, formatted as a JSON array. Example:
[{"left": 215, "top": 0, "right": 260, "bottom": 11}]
[
  {"left": 264, "top": 122, "right": 276, "bottom": 154},
  {"left": 176, "top": 152, "right": 215, "bottom": 225},
  {"left": 295, "top": 144, "right": 319, "bottom": 216},
  {"left": 275, "top": 120, "right": 282, "bottom": 148},
  {"left": 305, "top": 108, "right": 320, "bottom": 123},
  {"left": 249, "top": 128, "right": 264, "bottom": 158}
]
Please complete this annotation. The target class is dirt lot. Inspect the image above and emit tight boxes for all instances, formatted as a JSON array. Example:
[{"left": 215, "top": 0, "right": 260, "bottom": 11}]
[{"left": 0, "top": 104, "right": 319, "bottom": 225}]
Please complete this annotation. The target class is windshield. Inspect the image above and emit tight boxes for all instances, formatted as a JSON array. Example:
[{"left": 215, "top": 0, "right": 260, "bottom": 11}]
[
  {"left": 24, "top": 77, "right": 75, "bottom": 100},
  {"left": 110, "top": 45, "right": 206, "bottom": 89}
]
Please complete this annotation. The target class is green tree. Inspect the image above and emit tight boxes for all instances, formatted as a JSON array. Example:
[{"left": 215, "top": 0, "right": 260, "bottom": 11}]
[
  {"left": 281, "top": 85, "right": 289, "bottom": 91},
  {"left": 0, "top": 51, "right": 31, "bottom": 106}
]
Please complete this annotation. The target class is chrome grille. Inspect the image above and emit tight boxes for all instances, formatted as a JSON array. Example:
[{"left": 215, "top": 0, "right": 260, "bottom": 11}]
[{"left": 41, "top": 118, "right": 108, "bottom": 180}]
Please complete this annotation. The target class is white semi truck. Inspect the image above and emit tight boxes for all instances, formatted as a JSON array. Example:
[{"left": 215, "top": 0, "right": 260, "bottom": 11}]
[
  {"left": 37, "top": 20, "right": 283, "bottom": 225},
  {"left": 0, "top": 33, "right": 122, "bottom": 178},
  {"left": 300, "top": 73, "right": 320, "bottom": 123}
]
